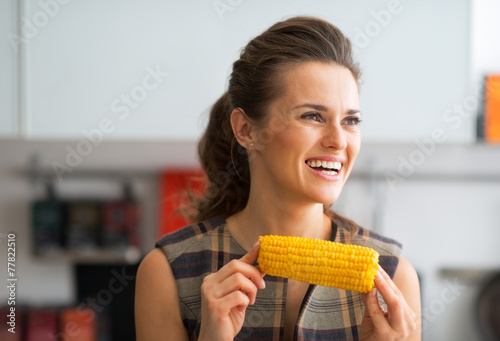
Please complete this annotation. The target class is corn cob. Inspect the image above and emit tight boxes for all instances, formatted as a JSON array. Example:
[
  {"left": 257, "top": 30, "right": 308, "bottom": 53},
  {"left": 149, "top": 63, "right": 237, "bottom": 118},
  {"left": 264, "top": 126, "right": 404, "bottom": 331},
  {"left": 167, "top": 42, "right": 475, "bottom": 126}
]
[{"left": 257, "top": 235, "right": 379, "bottom": 293}]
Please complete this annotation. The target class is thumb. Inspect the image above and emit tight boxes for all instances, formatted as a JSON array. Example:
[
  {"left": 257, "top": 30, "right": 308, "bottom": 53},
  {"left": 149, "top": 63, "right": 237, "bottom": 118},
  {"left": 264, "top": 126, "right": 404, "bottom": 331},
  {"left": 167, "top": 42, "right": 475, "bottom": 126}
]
[
  {"left": 361, "top": 292, "right": 369, "bottom": 317},
  {"left": 363, "top": 288, "right": 389, "bottom": 327},
  {"left": 240, "top": 241, "right": 260, "bottom": 266}
]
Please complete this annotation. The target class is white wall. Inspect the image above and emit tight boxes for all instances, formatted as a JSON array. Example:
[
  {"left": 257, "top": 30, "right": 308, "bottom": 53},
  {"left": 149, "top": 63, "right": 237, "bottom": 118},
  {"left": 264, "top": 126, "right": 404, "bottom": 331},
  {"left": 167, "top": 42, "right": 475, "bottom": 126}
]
[
  {"left": 0, "top": 0, "right": 18, "bottom": 137},
  {"left": 16, "top": 0, "right": 472, "bottom": 143}
]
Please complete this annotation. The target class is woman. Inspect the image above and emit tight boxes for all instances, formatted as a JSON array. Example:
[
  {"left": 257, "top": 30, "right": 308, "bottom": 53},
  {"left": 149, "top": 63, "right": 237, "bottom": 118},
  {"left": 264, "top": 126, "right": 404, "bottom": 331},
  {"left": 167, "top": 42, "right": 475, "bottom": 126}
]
[{"left": 135, "top": 16, "right": 421, "bottom": 340}]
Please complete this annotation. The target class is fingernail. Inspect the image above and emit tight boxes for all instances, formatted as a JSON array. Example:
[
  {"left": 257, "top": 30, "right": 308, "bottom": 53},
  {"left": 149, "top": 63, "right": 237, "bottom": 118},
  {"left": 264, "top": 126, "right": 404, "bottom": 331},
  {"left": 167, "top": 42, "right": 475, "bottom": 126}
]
[
  {"left": 261, "top": 278, "right": 266, "bottom": 289},
  {"left": 252, "top": 241, "right": 260, "bottom": 249},
  {"left": 370, "top": 288, "right": 377, "bottom": 296}
]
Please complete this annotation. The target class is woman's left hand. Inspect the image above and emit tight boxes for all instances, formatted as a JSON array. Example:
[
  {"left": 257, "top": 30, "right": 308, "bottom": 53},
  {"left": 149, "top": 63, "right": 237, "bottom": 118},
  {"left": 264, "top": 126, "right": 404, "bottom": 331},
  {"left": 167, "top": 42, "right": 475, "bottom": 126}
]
[{"left": 359, "top": 266, "right": 418, "bottom": 340}]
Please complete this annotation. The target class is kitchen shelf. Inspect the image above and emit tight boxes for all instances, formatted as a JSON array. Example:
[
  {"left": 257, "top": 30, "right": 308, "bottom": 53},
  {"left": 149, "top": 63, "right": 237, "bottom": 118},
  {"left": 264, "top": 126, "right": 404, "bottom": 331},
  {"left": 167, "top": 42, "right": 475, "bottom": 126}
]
[
  {"left": 349, "top": 171, "right": 500, "bottom": 183},
  {"left": 34, "top": 247, "right": 142, "bottom": 264},
  {"left": 440, "top": 268, "right": 500, "bottom": 283},
  {"left": 20, "top": 169, "right": 500, "bottom": 187},
  {"left": 22, "top": 168, "right": 160, "bottom": 180}
]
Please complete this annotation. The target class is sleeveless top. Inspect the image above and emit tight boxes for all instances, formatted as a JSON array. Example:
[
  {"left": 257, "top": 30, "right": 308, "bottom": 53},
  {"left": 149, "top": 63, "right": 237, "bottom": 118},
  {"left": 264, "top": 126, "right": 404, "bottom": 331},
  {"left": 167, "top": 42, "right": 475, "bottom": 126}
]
[{"left": 155, "top": 216, "right": 402, "bottom": 340}]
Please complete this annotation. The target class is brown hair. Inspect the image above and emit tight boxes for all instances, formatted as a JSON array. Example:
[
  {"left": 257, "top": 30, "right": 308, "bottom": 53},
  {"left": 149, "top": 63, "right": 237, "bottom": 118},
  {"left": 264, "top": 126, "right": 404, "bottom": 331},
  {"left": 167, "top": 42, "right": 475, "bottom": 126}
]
[{"left": 191, "top": 16, "right": 360, "bottom": 230}]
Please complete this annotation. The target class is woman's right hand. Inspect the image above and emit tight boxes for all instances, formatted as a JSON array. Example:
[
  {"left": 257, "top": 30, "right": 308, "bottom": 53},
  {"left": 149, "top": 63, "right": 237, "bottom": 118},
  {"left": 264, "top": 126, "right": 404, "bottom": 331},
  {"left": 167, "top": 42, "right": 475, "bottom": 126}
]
[{"left": 198, "top": 242, "right": 266, "bottom": 341}]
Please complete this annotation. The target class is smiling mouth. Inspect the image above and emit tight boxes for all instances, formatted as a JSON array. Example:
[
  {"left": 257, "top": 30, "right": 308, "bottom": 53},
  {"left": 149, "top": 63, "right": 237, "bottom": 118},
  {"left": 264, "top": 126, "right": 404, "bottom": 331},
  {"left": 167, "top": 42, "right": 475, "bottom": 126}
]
[{"left": 306, "top": 160, "right": 342, "bottom": 175}]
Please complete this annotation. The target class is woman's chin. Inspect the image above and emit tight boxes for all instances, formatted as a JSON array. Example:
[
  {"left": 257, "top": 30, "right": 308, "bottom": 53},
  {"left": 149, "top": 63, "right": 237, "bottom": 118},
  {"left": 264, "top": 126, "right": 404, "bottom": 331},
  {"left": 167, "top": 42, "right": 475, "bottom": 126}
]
[{"left": 309, "top": 192, "right": 341, "bottom": 205}]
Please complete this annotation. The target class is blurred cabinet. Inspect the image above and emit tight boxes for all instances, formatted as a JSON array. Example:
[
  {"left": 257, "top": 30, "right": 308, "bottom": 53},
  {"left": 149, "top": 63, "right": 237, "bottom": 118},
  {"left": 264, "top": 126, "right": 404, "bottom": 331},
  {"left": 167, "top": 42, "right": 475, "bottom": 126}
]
[
  {"left": 471, "top": 0, "right": 500, "bottom": 89},
  {"left": 0, "top": 1, "right": 18, "bottom": 138},
  {"left": 30, "top": 175, "right": 142, "bottom": 264},
  {"left": 23, "top": 0, "right": 472, "bottom": 142}
]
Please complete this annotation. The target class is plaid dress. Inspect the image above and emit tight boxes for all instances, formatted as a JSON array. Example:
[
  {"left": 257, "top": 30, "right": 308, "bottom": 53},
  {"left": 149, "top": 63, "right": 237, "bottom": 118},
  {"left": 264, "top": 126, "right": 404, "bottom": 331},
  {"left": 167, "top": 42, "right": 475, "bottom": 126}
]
[{"left": 155, "top": 216, "right": 402, "bottom": 340}]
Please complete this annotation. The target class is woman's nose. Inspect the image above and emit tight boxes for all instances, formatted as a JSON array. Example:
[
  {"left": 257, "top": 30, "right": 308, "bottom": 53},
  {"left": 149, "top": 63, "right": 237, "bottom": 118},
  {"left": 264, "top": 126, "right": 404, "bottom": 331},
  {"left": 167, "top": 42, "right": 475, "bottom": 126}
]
[{"left": 321, "top": 123, "right": 347, "bottom": 150}]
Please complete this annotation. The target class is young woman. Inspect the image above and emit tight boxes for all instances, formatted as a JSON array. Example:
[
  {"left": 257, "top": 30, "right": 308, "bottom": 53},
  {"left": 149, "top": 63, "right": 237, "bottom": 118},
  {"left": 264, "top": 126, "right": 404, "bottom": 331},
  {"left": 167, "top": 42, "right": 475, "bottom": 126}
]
[{"left": 135, "top": 16, "right": 421, "bottom": 340}]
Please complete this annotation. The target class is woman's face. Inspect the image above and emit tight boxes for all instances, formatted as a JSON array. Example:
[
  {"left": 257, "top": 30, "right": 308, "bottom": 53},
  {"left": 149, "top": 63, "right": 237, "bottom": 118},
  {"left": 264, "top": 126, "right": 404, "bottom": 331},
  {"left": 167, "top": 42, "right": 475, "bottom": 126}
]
[{"left": 250, "top": 61, "right": 361, "bottom": 205}]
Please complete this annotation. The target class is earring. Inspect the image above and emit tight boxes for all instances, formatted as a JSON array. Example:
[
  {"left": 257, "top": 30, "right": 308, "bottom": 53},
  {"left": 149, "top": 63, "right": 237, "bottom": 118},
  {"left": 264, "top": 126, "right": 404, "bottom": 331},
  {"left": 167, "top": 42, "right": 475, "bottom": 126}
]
[{"left": 248, "top": 142, "right": 255, "bottom": 150}]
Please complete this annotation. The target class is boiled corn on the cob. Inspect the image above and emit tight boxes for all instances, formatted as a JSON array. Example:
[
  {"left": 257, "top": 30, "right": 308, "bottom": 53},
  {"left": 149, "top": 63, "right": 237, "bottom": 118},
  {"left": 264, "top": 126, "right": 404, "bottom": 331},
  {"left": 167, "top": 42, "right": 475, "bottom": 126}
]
[{"left": 257, "top": 235, "right": 379, "bottom": 293}]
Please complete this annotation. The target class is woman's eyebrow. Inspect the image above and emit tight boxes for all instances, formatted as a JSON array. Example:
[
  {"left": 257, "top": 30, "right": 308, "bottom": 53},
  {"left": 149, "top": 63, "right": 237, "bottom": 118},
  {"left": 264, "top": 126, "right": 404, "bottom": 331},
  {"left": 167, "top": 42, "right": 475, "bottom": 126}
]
[
  {"left": 293, "top": 104, "right": 361, "bottom": 116},
  {"left": 346, "top": 109, "right": 362, "bottom": 116},
  {"left": 292, "top": 103, "right": 328, "bottom": 111}
]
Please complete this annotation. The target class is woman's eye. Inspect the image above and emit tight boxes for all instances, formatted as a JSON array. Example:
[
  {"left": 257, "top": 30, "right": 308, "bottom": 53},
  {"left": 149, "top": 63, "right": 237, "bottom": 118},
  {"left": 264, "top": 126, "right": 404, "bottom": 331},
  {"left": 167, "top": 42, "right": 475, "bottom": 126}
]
[
  {"left": 344, "top": 117, "right": 362, "bottom": 125},
  {"left": 301, "top": 113, "right": 322, "bottom": 122}
]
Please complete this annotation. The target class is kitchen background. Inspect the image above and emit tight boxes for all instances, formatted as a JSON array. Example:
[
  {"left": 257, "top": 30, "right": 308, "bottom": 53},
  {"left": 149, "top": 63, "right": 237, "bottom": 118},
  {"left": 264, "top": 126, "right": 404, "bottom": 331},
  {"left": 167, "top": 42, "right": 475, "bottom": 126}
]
[{"left": 1, "top": 0, "right": 500, "bottom": 340}]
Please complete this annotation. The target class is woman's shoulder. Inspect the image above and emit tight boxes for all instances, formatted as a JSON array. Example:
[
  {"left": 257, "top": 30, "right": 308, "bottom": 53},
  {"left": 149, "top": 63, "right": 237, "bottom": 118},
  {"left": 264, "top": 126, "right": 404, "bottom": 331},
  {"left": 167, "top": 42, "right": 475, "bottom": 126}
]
[
  {"left": 335, "top": 222, "right": 403, "bottom": 279},
  {"left": 156, "top": 216, "right": 226, "bottom": 246},
  {"left": 155, "top": 216, "right": 227, "bottom": 263},
  {"left": 356, "top": 227, "right": 402, "bottom": 279},
  {"left": 330, "top": 213, "right": 402, "bottom": 254},
  {"left": 354, "top": 226, "right": 403, "bottom": 254}
]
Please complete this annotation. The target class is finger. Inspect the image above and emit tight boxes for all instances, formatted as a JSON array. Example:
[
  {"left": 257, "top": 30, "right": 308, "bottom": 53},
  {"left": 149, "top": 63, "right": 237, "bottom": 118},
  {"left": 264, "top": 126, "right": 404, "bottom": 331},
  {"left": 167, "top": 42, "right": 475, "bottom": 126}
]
[
  {"left": 378, "top": 267, "right": 399, "bottom": 294},
  {"left": 217, "top": 272, "right": 260, "bottom": 305},
  {"left": 213, "top": 243, "right": 265, "bottom": 289},
  {"left": 364, "top": 287, "right": 391, "bottom": 333},
  {"left": 239, "top": 241, "right": 260, "bottom": 265},
  {"left": 374, "top": 271, "right": 405, "bottom": 326},
  {"left": 360, "top": 291, "right": 384, "bottom": 317},
  {"left": 218, "top": 290, "right": 251, "bottom": 313},
  {"left": 241, "top": 242, "right": 266, "bottom": 288},
  {"left": 378, "top": 267, "right": 416, "bottom": 323}
]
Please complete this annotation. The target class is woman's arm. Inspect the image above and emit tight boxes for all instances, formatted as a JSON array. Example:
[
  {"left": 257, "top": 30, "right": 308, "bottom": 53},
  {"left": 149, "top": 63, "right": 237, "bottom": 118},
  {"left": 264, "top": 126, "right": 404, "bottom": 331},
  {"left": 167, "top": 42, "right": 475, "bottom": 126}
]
[
  {"left": 135, "top": 248, "right": 190, "bottom": 341},
  {"left": 392, "top": 257, "right": 421, "bottom": 340},
  {"left": 135, "top": 244, "right": 265, "bottom": 341}
]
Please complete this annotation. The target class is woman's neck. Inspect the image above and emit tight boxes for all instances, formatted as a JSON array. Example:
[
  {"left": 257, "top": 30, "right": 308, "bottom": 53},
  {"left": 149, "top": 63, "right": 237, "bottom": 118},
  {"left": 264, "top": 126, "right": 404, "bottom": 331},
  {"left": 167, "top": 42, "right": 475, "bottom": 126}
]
[{"left": 226, "top": 194, "right": 332, "bottom": 252}]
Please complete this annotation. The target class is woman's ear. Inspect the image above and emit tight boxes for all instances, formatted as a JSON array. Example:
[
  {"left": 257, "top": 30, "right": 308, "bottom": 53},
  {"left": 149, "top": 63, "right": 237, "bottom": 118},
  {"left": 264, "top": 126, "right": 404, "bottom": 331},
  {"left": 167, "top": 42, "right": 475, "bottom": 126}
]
[{"left": 230, "top": 108, "right": 255, "bottom": 149}]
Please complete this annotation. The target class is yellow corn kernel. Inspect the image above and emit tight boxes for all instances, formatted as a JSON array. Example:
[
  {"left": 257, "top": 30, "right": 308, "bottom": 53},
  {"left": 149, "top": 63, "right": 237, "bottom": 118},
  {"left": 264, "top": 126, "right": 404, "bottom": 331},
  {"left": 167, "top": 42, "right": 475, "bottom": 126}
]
[{"left": 257, "top": 235, "right": 379, "bottom": 293}]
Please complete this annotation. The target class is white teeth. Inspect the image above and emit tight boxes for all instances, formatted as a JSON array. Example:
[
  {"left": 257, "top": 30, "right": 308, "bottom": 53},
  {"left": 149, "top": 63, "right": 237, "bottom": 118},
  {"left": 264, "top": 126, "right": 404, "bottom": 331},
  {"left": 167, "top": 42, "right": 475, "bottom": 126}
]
[
  {"left": 320, "top": 170, "right": 336, "bottom": 175},
  {"left": 307, "top": 160, "right": 342, "bottom": 171}
]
